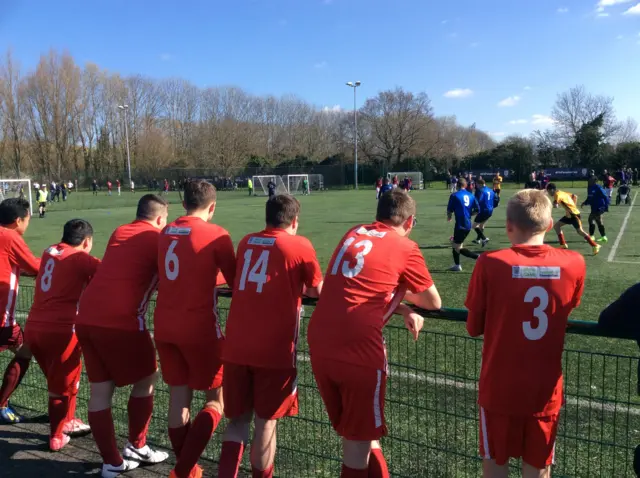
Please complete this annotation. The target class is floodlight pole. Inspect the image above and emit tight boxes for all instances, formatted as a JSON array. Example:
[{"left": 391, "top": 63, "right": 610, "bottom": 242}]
[
  {"left": 118, "top": 104, "right": 132, "bottom": 188},
  {"left": 346, "top": 81, "right": 361, "bottom": 190}
]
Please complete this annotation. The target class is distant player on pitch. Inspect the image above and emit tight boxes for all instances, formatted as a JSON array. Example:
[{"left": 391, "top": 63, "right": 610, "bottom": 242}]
[
  {"left": 0, "top": 198, "right": 40, "bottom": 425},
  {"left": 308, "top": 189, "right": 442, "bottom": 478},
  {"left": 472, "top": 178, "right": 496, "bottom": 247},
  {"left": 154, "top": 180, "right": 236, "bottom": 478},
  {"left": 581, "top": 176, "right": 609, "bottom": 244},
  {"left": 545, "top": 183, "right": 600, "bottom": 255},
  {"left": 466, "top": 189, "right": 586, "bottom": 478},
  {"left": 76, "top": 194, "right": 169, "bottom": 477},
  {"left": 219, "top": 194, "right": 323, "bottom": 478},
  {"left": 25, "top": 219, "right": 100, "bottom": 451},
  {"left": 447, "top": 178, "right": 480, "bottom": 271},
  {"left": 492, "top": 171, "right": 503, "bottom": 198}
]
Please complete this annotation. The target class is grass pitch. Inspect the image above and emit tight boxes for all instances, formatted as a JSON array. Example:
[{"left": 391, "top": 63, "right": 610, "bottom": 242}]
[{"left": 6, "top": 185, "right": 640, "bottom": 477}]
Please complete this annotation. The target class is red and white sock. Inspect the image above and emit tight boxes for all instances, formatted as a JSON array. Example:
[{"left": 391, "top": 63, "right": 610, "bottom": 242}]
[
  {"left": 557, "top": 232, "right": 566, "bottom": 246},
  {"left": 173, "top": 408, "right": 221, "bottom": 477},
  {"left": 66, "top": 393, "right": 77, "bottom": 422},
  {"left": 88, "top": 408, "right": 122, "bottom": 466},
  {"left": 368, "top": 449, "right": 389, "bottom": 478},
  {"left": 218, "top": 440, "right": 244, "bottom": 478},
  {"left": 128, "top": 395, "right": 154, "bottom": 449},
  {"left": 48, "top": 396, "right": 69, "bottom": 439},
  {"left": 252, "top": 464, "right": 274, "bottom": 478}
]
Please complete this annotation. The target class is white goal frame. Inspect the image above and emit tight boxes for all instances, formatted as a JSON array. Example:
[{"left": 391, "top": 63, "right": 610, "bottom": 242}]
[
  {"left": 0, "top": 179, "right": 33, "bottom": 215},
  {"left": 387, "top": 172, "right": 424, "bottom": 190},
  {"left": 252, "top": 175, "right": 288, "bottom": 196},
  {"left": 284, "top": 174, "right": 310, "bottom": 195}
]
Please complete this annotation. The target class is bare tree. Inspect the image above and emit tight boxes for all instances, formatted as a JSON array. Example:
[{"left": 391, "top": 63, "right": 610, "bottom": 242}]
[
  {"left": 612, "top": 117, "right": 639, "bottom": 144},
  {"left": 0, "top": 50, "right": 26, "bottom": 177}
]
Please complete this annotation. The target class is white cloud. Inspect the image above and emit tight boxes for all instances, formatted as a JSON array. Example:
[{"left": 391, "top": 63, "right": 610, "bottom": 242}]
[
  {"left": 490, "top": 132, "right": 507, "bottom": 138},
  {"left": 557, "top": 7, "right": 569, "bottom": 13},
  {"left": 314, "top": 61, "right": 328, "bottom": 69},
  {"left": 508, "top": 119, "right": 529, "bottom": 125},
  {"left": 523, "top": 86, "right": 532, "bottom": 91},
  {"left": 624, "top": 3, "right": 640, "bottom": 14},
  {"left": 322, "top": 105, "right": 341, "bottom": 113},
  {"left": 598, "top": 12, "right": 611, "bottom": 16},
  {"left": 497, "top": 96, "right": 521, "bottom": 107},
  {"left": 597, "top": 0, "right": 633, "bottom": 8},
  {"left": 159, "top": 53, "right": 173, "bottom": 61},
  {"left": 444, "top": 88, "right": 473, "bottom": 98},
  {"left": 532, "top": 114, "right": 555, "bottom": 125}
]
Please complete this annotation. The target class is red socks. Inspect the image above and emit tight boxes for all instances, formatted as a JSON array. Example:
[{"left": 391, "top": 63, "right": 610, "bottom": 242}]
[
  {"left": 557, "top": 232, "right": 566, "bottom": 246},
  {"left": 127, "top": 395, "right": 154, "bottom": 448},
  {"left": 88, "top": 408, "right": 122, "bottom": 466},
  {"left": 218, "top": 441, "right": 245, "bottom": 478},
  {"left": 368, "top": 449, "right": 389, "bottom": 478},
  {"left": 169, "top": 422, "right": 191, "bottom": 457},
  {"left": 252, "top": 464, "right": 274, "bottom": 478},
  {"left": 66, "top": 393, "right": 77, "bottom": 422},
  {"left": 0, "top": 356, "right": 30, "bottom": 407},
  {"left": 173, "top": 408, "right": 221, "bottom": 477},
  {"left": 48, "top": 396, "right": 69, "bottom": 439},
  {"left": 585, "top": 235, "right": 597, "bottom": 247},
  {"left": 341, "top": 465, "right": 368, "bottom": 478}
]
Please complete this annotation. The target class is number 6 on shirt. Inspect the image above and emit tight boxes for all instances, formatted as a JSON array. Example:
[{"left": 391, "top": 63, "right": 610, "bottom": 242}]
[
  {"left": 164, "top": 239, "right": 179, "bottom": 281},
  {"left": 239, "top": 249, "right": 270, "bottom": 293},
  {"left": 523, "top": 286, "right": 548, "bottom": 341}
]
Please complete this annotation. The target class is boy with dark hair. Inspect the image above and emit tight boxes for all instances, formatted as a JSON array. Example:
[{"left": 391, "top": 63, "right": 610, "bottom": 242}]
[
  {"left": 472, "top": 178, "right": 495, "bottom": 247},
  {"left": 154, "top": 180, "right": 236, "bottom": 478},
  {"left": 466, "top": 189, "right": 586, "bottom": 478},
  {"left": 308, "top": 189, "right": 442, "bottom": 478},
  {"left": 219, "top": 194, "right": 323, "bottom": 478},
  {"left": 581, "top": 177, "right": 609, "bottom": 243},
  {"left": 76, "top": 194, "right": 169, "bottom": 477},
  {"left": 546, "top": 183, "right": 600, "bottom": 255},
  {"left": 0, "top": 198, "right": 40, "bottom": 424},
  {"left": 447, "top": 178, "right": 480, "bottom": 271},
  {"left": 25, "top": 219, "right": 101, "bottom": 451}
]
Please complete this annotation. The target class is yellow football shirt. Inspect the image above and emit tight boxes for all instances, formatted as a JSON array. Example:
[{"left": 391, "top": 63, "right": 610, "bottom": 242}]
[
  {"left": 493, "top": 175, "right": 503, "bottom": 190},
  {"left": 554, "top": 190, "right": 580, "bottom": 217}
]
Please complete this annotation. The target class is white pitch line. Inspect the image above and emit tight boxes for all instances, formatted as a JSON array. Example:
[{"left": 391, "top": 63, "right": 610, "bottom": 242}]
[
  {"left": 612, "top": 260, "right": 640, "bottom": 265},
  {"left": 298, "top": 355, "right": 640, "bottom": 416},
  {"left": 608, "top": 191, "right": 638, "bottom": 262}
]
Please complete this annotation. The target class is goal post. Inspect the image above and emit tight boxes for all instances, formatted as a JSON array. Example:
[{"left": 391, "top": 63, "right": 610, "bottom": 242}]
[
  {"left": 252, "top": 175, "right": 288, "bottom": 196},
  {"left": 284, "top": 174, "right": 310, "bottom": 195},
  {"left": 0, "top": 179, "right": 33, "bottom": 215},
  {"left": 387, "top": 172, "right": 424, "bottom": 190}
]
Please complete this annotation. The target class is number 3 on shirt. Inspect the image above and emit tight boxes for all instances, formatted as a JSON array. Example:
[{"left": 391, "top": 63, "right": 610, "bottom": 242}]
[
  {"left": 523, "top": 286, "right": 548, "bottom": 341},
  {"left": 239, "top": 249, "right": 270, "bottom": 293},
  {"left": 331, "top": 237, "right": 373, "bottom": 278}
]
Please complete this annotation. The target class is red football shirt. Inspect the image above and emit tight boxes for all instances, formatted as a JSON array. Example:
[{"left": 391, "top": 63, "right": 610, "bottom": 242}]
[
  {"left": 154, "top": 216, "right": 236, "bottom": 343},
  {"left": 27, "top": 243, "right": 100, "bottom": 332},
  {"left": 0, "top": 228, "right": 40, "bottom": 328},
  {"left": 224, "top": 228, "right": 323, "bottom": 369},
  {"left": 77, "top": 221, "right": 161, "bottom": 331},
  {"left": 465, "top": 245, "right": 586, "bottom": 416},
  {"left": 307, "top": 222, "right": 434, "bottom": 371}
]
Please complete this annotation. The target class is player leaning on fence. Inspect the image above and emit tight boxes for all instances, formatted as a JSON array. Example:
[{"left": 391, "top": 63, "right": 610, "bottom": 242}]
[
  {"left": 465, "top": 189, "right": 586, "bottom": 478},
  {"left": 307, "top": 189, "right": 442, "bottom": 478}
]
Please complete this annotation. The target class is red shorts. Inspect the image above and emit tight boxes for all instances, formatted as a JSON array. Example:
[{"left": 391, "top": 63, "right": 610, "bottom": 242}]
[
  {"left": 24, "top": 327, "right": 81, "bottom": 396},
  {"left": 223, "top": 363, "right": 298, "bottom": 420},
  {"left": 156, "top": 339, "right": 223, "bottom": 391},
  {"left": 75, "top": 325, "right": 157, "bottom": 387},
  {"left": 311, "top": 358, "right": 387, "bottom": 441},
  {"left": 479, "top": 407, "right": 559, "bottom": 469},
  {"left": 0, "top": 324, "right": 23, "bottom": 352}
]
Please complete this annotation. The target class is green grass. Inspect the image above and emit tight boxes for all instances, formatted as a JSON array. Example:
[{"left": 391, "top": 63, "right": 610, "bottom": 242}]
[{"left": 7, "top": 187, "right": 640, "bottom": 477}]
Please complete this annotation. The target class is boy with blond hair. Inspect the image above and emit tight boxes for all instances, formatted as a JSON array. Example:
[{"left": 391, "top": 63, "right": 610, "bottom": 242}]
[{"left": 466, "top": 189, "right": 586, "bottom": 478}]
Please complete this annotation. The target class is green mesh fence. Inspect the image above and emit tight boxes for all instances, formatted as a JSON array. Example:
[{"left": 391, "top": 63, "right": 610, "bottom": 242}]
[{"left": 4, "top": 286, "right": 639, "bottom": 477}]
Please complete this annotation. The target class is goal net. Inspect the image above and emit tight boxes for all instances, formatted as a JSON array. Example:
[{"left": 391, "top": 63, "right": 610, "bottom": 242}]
[
  {"left": 308, "top": 174, "right": 324, "bottom": 191},
  {"left": 0, "top": 179, "right": 33, "bottom": 215},
  {"left": 284, "top": 174, "right": 309, "bottom": 195},
  {"left": 387, "top": 172, "right": 424, "bottom": 190},
  {"left": 252, "top": 175, "right": 288, "bottom": 196}
]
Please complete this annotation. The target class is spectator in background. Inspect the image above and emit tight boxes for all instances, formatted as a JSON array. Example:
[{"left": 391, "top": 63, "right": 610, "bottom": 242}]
[
  {"left": 61, "top": 183, "right": 68, "bottom": 201},
  {"left": 634, "top": 168, "right": 639, "bottom": 185},
  {"left": 375, "top": 177, "right": 382, "bottom": 197},
  {"left": 107, "top": 180, "right": 113, "bottom": 196},
  {"left": 247, "top": 178, "right": 253, "bottom": 196},
  {"left": 377, "top": 177, "right": 393, "bottom": 199},
  {"left": 392, "top": 175, "right": 399, "bottom": 189},
  {"left": 450, "top": 175, "right": 458, "bottom": 193},
  {"left": 92, "top": 180, "right": 98, "bottom": 196}
]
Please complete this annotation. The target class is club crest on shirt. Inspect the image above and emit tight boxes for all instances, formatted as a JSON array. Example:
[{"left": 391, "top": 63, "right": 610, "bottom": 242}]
[
  {"left": 356, "top": 227, "right": 387, "bottom": 238},
  {"left": 248, "top": 236, "right": 276, "bottom": 246},
  {"left": 512, "top": 266, "right": 561, "bottom": 280},
  {"left": 166, "top": 227, "right": 191, "bottom": 236},
  {"left": 46, "top": 247, "right": 63, "bottom": 256}
]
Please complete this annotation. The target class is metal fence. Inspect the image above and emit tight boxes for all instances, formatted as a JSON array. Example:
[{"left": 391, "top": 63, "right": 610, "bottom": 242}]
[{"left": 5, "top": 286, "right": 639, "bottom": 477}]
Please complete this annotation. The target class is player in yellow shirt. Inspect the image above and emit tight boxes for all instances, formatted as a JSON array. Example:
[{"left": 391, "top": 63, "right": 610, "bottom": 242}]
[
  {"left": 492, "top": 172, "right": 503, "bottom": 198},
  {"left": 546, "top": 183, "right": 600, "bottom": 255}
]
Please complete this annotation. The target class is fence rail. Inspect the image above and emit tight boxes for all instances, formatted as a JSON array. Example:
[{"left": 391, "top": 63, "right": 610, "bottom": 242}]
[{"left": 5, "top": 286, "right": 639, "bottom": 477}]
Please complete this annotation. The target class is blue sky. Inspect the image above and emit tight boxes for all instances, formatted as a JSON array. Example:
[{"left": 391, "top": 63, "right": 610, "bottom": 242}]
[{"left": 1, "top": 0, "right": 639, "bottom": 139}]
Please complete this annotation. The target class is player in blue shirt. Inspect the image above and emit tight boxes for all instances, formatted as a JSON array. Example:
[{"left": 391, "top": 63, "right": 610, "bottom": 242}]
[
  {"left": 471, "top": 178, "right": 495, "bottom": 247},
  {"left": 377, "top": 177, "right": 393, "bottom": 199},
  {"left": 447, "top": 178, "right": 480, "bottom": 271},
  {"left": 581, "top": 176, "right": 609, "bottom": 243}
]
